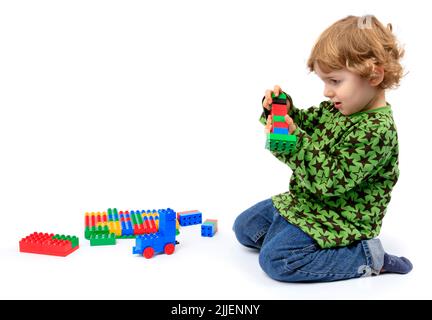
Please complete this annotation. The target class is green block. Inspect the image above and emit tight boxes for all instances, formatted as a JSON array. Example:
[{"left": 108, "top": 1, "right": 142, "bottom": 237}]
[
  {"left": 268, "top": 133, "right": 292, "bottom": 141},
  {"left": 107, "top": 208, "right": 119, "bottom": 221},
  {"left": 271, "top": 92, "right": 287, "bottom": 99},
  {"left": 131, "top": 212, "right": 138, "bottom": 225},
  {"left": 266, "top": 133, "right": 297, "bottom": 153},
  {"left": 85, "top": 225, "right": 109, "bottom": 240},
  {"left": 53, "top": 234, "right": 79, "bottom": 248},
  {"left": 273, "top": 115, "right": 286, "bottom": 122},
  {"left": 90, "top": 233, "right": 116, "bottom": 246},
  {"left": 85, "top": 227, "right": 91, "bottom": 240}
]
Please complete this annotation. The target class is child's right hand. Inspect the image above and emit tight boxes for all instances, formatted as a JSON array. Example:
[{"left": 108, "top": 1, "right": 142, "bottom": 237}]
[{"left": 262, "top": 85, "right": 291, "bottom": 111}]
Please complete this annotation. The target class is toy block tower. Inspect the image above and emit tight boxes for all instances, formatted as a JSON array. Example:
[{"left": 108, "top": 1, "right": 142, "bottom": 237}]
[{"left": 265, "top": 92, "right": 296, "bottom": 153}]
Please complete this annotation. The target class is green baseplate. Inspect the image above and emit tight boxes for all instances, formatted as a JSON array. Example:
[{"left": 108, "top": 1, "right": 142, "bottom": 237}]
[{"left": 266, "top": 133, "right": 297, "bottom": 153}]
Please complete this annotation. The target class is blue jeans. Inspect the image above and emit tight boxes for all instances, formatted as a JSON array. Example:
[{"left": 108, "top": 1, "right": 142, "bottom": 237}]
[{"left": 233, "top": 198, "right": 385, "bottom": 282}]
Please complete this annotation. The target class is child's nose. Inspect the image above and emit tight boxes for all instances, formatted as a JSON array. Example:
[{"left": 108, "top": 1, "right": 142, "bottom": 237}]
[{"left": 324, "top": 86, "right": 334, "bottom": 98}]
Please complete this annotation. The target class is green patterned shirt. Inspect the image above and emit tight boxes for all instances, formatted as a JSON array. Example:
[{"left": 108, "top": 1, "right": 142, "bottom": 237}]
[{"left": 260, "top": 95, "right": 399, "bottom": 249}]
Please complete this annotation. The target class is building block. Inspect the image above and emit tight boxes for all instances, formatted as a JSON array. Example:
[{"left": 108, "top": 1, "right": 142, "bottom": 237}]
[
  {"left": 177, "top": 210, "right": 202, "bottom": 226},
  {"left": 201, "top": 219, "right": 218, "bottom": 237},
  {"left": 273, "top": 115, "right": 286, "bottom": 122},
  {"left": 272, "top": 121, "right": 288, "bottom": 129},
  {"left": 201, "top": 224, "right": 215, "bottom": 237},
  {"left": 120, "top": 211, "right": 134, "bottom": 236},
  {"left": 205, "top": 219, "right": 218, "bottom": 232},
  {"left": 90, "top": 233, "right": 116, "bottom": 246},
  {"left": 176, "top": 209, "right": 200, "bottom": 219},
  {"left": 273, "top": 127, "right": 289, "bottom": 134},
  {"left": 19, "top": 232, "right": 79, "bottom": 256},
  {"left": 271, "top": 104, "right": 288, "bottom": 116},
  {"left": 266, "top": 133, "right": 297, "bottom": 152},
  {"left": 265, "top": 92, "right": 297, "bottom": 153}
]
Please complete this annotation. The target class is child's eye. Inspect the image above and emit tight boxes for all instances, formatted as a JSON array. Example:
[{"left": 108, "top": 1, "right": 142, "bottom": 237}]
[{"left": 330, "top": 79, "right": 341, "bottom": 85}]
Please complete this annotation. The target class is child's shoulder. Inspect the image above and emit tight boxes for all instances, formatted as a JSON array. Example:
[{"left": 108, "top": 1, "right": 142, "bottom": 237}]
[
  {"left": 348, "top": 108, "right": 398, "bottom": 142},
  {"left": 357, "top": 106, "right": 396, "bottom": 130}
]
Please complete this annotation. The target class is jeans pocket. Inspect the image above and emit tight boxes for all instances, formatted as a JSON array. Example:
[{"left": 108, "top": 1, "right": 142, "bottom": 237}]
[{"left": 284, "top": 244, "right": 318, "bottom": 271}]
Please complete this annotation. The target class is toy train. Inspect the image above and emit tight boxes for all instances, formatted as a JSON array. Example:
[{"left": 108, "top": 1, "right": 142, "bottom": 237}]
[{"left": 132, "top": 208, "right": 177, "bottom": 259}]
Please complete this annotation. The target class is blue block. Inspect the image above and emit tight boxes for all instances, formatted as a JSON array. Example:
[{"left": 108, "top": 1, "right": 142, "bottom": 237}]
[
  {"left": 178, "top": 212, "right": 202, "bottom": 226},
  {"left": 201, "top": 223, "right": 215, "bottom": 237},
  {"left": 273, "top": 127, "right": 289, "bottom": 134}
]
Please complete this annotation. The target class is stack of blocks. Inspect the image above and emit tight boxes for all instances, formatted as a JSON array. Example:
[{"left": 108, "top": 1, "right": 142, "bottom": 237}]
[
  {"left": 201, "top": 219, "right": 218, "bottom": 237},
  {"left": 19, "top": 232, "right": 79, "bottom": 256},
  {"left": 265, "top": 92, "right": 297, "bottom": 153}
]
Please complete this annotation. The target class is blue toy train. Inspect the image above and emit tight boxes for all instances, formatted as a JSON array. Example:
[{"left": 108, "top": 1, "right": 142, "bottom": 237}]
[{"left": 132, "top": 208, "right": 177, "bottom": 259}]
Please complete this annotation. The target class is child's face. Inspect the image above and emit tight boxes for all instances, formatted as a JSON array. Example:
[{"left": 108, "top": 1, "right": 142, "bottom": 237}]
[{"left": 314, "top": 64, "right": 382, "bottom": 116}]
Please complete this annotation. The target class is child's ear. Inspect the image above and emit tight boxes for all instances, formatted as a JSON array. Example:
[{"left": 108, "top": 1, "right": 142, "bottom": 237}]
[{"left": 369, "top": 66, "right": 385, "bottom": 87}]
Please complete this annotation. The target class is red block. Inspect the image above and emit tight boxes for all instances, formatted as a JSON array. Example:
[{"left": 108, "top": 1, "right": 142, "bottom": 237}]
[
  {"left": 134, "top": 224, "right": 145, "bottom": 235},
  {"left": 273, "top": 121, "right": 288, "bottom": 128},
  {"left": 19, "top": 232, "right": 79, "bottom": 257},
  {"left": 144, "top": 220, "right": 151, "bottom": 233},
  {"left": 149, "top": 218, "right": 157, "bottom": 233},
  {"left": 271, "top": 104, "right": 287, "bottom": 116}
]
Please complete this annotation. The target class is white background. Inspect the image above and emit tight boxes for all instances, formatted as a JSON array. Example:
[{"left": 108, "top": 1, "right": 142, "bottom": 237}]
[{"left": 1, "top": 0, "right": 431, "bottom": 299}]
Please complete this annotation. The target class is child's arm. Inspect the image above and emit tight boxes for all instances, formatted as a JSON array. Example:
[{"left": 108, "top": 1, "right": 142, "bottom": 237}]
[{"left": 271, "top": 121, "right": 397, "bottom": 197}]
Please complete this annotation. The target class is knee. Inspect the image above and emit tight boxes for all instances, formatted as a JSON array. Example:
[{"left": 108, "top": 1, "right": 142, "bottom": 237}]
[
  {"left": 259, "top": 245, "right": 317, "bottom": 282},
  {"left": 259, "top": 247, "right": 289, "bottom": 281},
  {"left": 232, "top": 214, "right": 248, "bottom": 245}
]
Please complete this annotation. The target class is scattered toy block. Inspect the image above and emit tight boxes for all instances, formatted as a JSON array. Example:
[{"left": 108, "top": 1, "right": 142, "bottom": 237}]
[
  {"left": 89, "top": 233, "right": 116, "bottom": 246},
  {"left": 201, "top": 219, "right": 218, "bottom": 237},
  {"left": 19, "top": 232, "right": 79, "bottom": 257},
  {"left": 177, "top": 210, "right": 202, "bottom": 226}
]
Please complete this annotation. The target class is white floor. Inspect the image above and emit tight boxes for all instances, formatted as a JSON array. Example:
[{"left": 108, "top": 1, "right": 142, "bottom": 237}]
[{"left": 1, "top": 219, "right": 429, "bottom": 300}]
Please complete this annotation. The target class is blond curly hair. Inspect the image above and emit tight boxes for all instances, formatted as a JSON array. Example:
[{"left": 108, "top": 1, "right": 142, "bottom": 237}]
[{"left": 307, "top": 15, "right": 405, "bottom": 89}]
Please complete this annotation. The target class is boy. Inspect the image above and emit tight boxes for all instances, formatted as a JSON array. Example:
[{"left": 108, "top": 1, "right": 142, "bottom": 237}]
[{"left": 233, "top": 15, "right": 413, "bottom": 282}]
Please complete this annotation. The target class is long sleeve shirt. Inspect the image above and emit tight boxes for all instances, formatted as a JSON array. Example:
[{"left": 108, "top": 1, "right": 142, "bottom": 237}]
[{"left": 260, "top": 95, "right": 400, "bottom": 249}]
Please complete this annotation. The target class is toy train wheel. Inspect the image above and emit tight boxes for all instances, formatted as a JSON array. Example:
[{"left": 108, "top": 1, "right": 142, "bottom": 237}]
[
  {"left": 143, "top": 247, "right": 154, "bottom": 259},
  {"left": 164, "top": 243, "right": 175, "bottom": 255}
]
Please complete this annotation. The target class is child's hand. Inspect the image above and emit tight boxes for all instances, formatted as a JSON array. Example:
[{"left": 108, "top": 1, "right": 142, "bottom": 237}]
[
  {"left": 284, "top": 114, "right": 297, "bottom": 133},
  {"left": 264, "top": 114, "right": 297, "bottom": 134},
  {"left": 262, "top": 85, "right": 291, "bottom": 111},
  {"left": 264, "top": 115, "right": 273, "bottom": 133},
  {"left": 263, "top": 85, "right": 296, "bottom": 134}
]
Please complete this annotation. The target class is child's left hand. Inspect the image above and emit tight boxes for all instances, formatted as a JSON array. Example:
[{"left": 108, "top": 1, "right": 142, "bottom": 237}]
[{"left": 265, "top": 115, "right": 297, "bottom": 134}]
